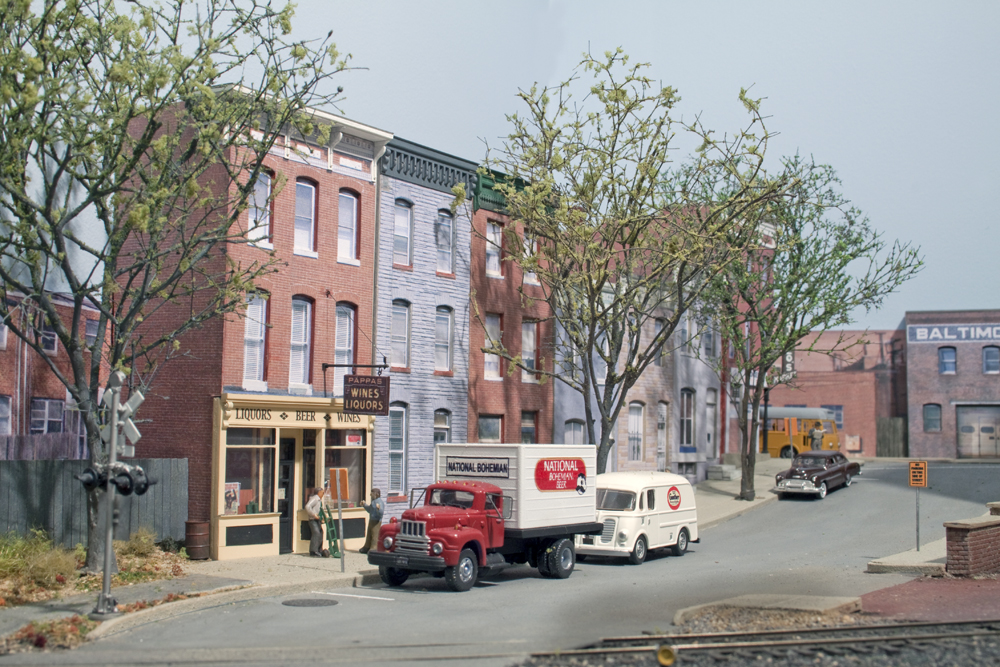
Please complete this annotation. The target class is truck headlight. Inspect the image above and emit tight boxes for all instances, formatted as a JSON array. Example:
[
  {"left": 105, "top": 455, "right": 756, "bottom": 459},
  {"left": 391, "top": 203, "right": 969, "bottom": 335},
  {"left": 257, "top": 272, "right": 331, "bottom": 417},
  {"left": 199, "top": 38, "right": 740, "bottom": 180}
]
[
  {"left": 617, "top": 531, "right": 627, "bottom": 545},
  {"left": 431, "top": 542, "right": 444, "bottom": 555},
  {"left": 382, "top": 536, "right": 394, "bottom": 550}
]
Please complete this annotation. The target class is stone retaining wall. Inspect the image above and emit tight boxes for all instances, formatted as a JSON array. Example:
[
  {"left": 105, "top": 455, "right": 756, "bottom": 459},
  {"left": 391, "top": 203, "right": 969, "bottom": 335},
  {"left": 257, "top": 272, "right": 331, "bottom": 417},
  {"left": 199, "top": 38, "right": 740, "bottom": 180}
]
[{"left": 945, "top": 508, "right": 1000, "bottom": 576}]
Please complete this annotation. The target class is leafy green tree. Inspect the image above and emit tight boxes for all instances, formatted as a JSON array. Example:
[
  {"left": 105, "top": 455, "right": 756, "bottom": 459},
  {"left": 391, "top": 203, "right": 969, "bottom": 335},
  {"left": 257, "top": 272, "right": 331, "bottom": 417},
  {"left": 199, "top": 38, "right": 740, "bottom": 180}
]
[
  {"left": 0, "top": 0, "right": 347, "bottom": 569},
  {"left": 474, "top": 49, "right": 790, "bottom": 473},
  {"left": 701, "top": 155, "right": 922, "bottom": 500}
]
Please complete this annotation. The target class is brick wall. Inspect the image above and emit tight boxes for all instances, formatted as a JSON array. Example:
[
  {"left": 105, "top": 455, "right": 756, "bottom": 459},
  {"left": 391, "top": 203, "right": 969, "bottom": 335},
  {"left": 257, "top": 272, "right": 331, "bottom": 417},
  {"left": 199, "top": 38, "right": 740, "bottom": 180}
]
[
  {"left": 945, "top": 514, "right": 1000, "bottom": 576},
  {"left": 467, "top": 208, "right": 553, "bottom": 444}
]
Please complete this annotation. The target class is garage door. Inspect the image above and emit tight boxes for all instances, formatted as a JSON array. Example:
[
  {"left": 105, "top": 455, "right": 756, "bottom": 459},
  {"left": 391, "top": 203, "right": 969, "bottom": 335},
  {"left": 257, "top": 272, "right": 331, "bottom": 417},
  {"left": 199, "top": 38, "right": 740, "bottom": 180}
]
[{"left": 957, "top": 406, "right": 1000, "bottom": 458}]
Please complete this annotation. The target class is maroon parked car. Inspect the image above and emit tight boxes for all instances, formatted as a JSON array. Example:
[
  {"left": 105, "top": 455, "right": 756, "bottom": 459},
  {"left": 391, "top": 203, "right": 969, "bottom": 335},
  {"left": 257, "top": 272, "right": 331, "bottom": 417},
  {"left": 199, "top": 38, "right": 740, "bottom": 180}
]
[{"left": 773, "top": 450, "right": 862, "bottom": 500}]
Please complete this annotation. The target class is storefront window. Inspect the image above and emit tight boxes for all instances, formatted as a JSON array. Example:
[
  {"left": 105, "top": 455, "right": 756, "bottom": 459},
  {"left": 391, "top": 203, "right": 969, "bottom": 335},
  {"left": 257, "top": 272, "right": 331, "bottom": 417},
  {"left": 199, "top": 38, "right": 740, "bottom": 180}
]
[
  {"left": 325, "top": 429, "right": 366, "bottom": 506},
  {"left": 224, "top": 428, "right": 275, "bottom": 515}
]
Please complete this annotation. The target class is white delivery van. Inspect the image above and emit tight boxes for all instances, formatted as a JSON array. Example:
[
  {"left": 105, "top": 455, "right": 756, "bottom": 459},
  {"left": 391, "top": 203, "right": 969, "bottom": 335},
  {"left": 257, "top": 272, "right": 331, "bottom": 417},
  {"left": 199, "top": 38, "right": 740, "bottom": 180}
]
[{"left": 574, "top": 471, "right": 698, "bottom": 565}]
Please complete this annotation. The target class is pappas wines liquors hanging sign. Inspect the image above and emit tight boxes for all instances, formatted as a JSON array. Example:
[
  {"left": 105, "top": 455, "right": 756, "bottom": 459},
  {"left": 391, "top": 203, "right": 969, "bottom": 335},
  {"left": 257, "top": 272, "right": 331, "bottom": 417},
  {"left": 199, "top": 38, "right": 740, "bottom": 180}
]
[{"left": 343, "top": 375, "right": 390, "bottom": 416}]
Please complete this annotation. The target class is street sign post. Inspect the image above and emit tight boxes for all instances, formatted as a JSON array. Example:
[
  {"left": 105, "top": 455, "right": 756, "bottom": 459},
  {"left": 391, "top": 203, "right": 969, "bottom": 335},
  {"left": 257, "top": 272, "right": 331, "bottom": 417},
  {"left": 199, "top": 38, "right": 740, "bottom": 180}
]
[{"left": 909, "top": 461, "right": 928, "bottom": 551}]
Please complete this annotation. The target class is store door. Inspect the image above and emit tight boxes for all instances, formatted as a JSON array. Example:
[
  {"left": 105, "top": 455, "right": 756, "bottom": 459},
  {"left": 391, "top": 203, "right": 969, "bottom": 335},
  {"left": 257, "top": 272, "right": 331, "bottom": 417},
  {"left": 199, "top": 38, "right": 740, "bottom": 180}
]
[
  {"left": 957, "top": 406, "right": 1000, "bottom": 458},
  {"left": 278, "top": 438, "right": 296, "bottom": 554}
]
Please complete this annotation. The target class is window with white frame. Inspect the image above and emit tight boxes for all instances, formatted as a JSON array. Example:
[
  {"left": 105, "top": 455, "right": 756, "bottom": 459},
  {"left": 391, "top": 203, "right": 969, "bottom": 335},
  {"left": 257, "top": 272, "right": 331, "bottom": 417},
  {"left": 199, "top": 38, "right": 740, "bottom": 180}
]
[
  {"left": 657, "top": 401, "right": 669, "bottom": 459},
  {"left": 922, "top": 404, "right": 941, "bottom": 432},
  {"left": 391, "top": 300, "right": 410, "bottom": 368},
  {"left": 938, "top": 347, "right": 956, "bottom": 374},
  {"left": 388, "top": 403, "right": 408, "bottom": 494},
  {"left": 0, "top": 395, "right": 10, "bottom": 435},
  {"left": 436, "top": 210, "right": 453, "bottom": 273},
  {"left": 653, "top": 319, "right": 666, "bottom": 367},
  {"left": 0, "top": 322, "right": 8, "bottom": 350},
  {"left": 294, "top": 180, "right": 316, "bottom": 253},
  {"left": 523, "top": 234, "right": 539, "bottom": 284},
  {"left": 983, "top": 346, "right": 1000, "bottom": 374},
  {"left": 628, "top": 402, "right": 644, "bottom": 461},
  {"left": 30, "top": 398, "right": 63, "bottom": 434},
  {"left": 248, "top": 172, "right": 271, "bottom": 243},
  {"left": 478, "top": 415, "right": 502, "bottom": 443},
  {"left": 40, "top": 321, "right": 57, "bottom": 354},
  {"left": 84, "top": 319, "right": 99, "bottom": 347},
  {"left": 564, "top": 419, "right": 586, "bottom": 444},
  {"left": 521, "top": 411, "right": 537, "bottom": 444},
  {"left": 594, "top": 335, "right": 608, "bottom": 385},
  {"left": 338, "top": 190, "right": 359, "bottom": 261},
  {"left": 289, "top": 297, "right": 312, "bottom": 388},
  {"left": 521, "top": 321, "right": 538, "bottom": 382},
  {"left": 242, "top": 295, "right": 268, "bottom": 390},
  {"left": 486, "top": 221, "right": 502, "bottom": 277},
  {"left": 393, "top": 200, "right": 412, "bottom": 266},
  {"left": 434, "top": 409, "right": 451, "bottom": 444},
  {"left": 703, "top": 326, "right": 715, "bottom": 358},
  {"left": 335, "top": 303, "right": 356, "bottom": 396},
  {"left": 680, "top": 389, "right": 695, "bottom": 450},
  {"left": 484, "top": 313, "right": 502, "bottom": 379},
  {"left": 435, "top": 306, "right": 453, "bottom": 372}
]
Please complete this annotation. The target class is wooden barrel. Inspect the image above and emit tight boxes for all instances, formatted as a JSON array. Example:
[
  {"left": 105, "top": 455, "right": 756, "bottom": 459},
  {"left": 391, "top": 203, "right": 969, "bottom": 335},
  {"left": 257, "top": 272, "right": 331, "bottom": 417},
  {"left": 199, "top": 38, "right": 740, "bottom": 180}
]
[{"left": 185, "top": 520, "right": 210, "bottom": 560}]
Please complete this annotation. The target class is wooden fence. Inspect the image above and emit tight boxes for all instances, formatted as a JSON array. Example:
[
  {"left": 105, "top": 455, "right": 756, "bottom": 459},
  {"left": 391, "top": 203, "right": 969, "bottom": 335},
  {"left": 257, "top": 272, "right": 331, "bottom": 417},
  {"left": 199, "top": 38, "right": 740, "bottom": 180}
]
[
  {"left": 0, "top": 458, "right": 188, "bottom": 548},
  {"left": 0, "top": 433, "right": 87, "bottom": 461},
  {"left": 876, "top": 417, "right": 908, "bottom": 458}
]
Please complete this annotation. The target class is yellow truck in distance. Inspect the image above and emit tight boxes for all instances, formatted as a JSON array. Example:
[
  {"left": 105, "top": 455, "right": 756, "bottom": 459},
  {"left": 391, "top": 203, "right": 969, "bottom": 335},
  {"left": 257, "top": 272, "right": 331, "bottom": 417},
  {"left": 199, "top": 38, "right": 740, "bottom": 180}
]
[{"left": 759, "top": 407, "right": 840, "bottom": 459}]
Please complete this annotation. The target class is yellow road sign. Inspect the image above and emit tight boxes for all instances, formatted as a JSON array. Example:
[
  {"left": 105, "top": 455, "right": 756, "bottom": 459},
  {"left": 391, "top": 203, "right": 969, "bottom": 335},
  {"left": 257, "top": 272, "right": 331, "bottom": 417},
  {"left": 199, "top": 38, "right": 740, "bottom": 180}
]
[{"left": 909, "top": 460, "right": 927, "bottom": 488}]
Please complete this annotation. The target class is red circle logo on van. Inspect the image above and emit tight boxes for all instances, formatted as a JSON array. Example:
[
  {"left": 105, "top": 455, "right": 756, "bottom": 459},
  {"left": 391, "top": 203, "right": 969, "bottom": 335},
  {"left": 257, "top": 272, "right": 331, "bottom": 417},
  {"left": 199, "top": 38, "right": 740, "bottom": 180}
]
[{"left": 667, "top": 486, "right": 682, "bottom": 510}]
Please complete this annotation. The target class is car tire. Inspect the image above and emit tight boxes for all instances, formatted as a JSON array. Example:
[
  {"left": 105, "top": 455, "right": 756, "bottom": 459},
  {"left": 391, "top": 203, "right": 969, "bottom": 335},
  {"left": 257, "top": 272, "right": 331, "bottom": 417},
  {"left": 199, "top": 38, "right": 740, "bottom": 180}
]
[
  {"left": 670, "top": 528, "right": 689, "bottom": 557},
  {"left": 777, "top": 492, "right": 785, "bottom": 500},
  {"left": 628, "top": 535, "right": 647, "bottom": 565},
  {"left": 444, "top": 548, "right": 478, "bottom": 592},
  {"left": 780, "top": 446, "right": 793, "bottom": 459},
  {"left": 547, "top": 538, "right": 575, "bottom": 578},
  {"left": 817, "top": 482, "right": 828, "bottom": 499},
  {"left": 379, "top": 566, "right": 409, "bottom": 587},
  {"left": 845, "top": 474, "right": 853, "bottom": 487}
]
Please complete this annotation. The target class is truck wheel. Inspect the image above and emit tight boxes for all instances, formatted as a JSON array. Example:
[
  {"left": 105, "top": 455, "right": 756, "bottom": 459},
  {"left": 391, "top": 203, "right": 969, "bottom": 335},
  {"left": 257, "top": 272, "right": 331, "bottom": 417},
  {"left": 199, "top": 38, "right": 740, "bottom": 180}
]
[
  {"left": 670, "top": 528, "right": 689, "bottom": 557},
  {"left": 547, "top": 538, "right": 575, "bottom": 578},
  {"left": 445, "top": 548, "right": 478, "bottom": 592},
  {"left": 536, "top": 544, "right": 553, "bottom": 577},
  {"left": 628, "top": 535, "right": 647, "bottom": 565},
  {"left": 379, "top": 566, "right": 409, "bottom": 587}
]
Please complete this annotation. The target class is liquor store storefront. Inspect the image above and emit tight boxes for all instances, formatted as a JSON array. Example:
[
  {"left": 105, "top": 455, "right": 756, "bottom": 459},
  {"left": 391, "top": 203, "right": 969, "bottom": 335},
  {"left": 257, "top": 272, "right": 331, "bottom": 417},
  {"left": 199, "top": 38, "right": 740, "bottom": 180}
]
[{"left": 211, "top": 393, "right": 375, "bottom": 560}]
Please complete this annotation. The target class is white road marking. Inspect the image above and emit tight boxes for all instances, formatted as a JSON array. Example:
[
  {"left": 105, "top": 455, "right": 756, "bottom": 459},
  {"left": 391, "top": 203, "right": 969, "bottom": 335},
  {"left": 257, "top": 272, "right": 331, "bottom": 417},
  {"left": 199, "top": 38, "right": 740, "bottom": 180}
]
[{"left": 311, "top": 591, "right": 395, "bottom": 601}]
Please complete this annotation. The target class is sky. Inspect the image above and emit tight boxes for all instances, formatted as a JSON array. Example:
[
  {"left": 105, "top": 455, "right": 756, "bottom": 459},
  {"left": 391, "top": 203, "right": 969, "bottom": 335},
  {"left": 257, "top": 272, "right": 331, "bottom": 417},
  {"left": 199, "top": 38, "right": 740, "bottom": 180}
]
[{"left": 291, "top": 0, "right": 999, "bottom": 330}]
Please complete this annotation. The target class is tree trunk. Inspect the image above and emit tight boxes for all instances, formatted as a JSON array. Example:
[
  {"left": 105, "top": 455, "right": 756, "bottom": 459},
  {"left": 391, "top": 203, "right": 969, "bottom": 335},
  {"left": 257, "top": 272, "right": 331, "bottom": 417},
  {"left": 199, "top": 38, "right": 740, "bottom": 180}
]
[{"left": 84, "top": 486, "right": 119, "bottom": 574}]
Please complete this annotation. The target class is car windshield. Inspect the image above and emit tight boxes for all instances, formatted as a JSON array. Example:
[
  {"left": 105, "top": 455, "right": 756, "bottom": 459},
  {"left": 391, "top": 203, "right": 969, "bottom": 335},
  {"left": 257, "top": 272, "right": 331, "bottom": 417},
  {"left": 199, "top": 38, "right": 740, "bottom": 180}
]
[
  {"left": 596, "top": 488, "right": 636, "bottom": 511},
  {"left": 428, "top": 488, "right": 475, "bottom": 509},
  {"left": 793, "top": 457, "right": 827, "bottom": 468}
]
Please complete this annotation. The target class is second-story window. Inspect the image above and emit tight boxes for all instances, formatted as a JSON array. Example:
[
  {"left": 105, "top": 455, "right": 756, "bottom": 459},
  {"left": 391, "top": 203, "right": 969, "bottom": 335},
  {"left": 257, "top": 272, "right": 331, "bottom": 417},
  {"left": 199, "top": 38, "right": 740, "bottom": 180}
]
[
  {"left": 338, "top": 191, "right": 358, "bottom": 261},
  {"left": 294, "top": 180, "right": 316, "bottom": 254},
  {"left": 335, "top": 303, "right": 356, "bottom": 396},
  {"left": 628, "top": 402, "right": 644, "bottom": 461},
  {"left": 391, "top": 300, "right": 410, "bottom": 368},
  {"left": 436, "top": 210, "right": 453, "bottom": 273},
  {"left": 983, "top": 346, "right": 1000, "bottom": 374},
  {"left": 40, "top": 321, "right": 57, "bottom": 354},
  {"left": 84, "top": 319, "right": 99, "bottom": 347},
  {"left": 485, "top": 313, "right": 502, "bottom": 379},
  {"left": 654, "top": 319, "right": 666, "bottom": 367},
  {"left": 680, "top": 389, "right": 695, "bottom": 451},
  {"left": 435, "top": 306, "right": 453, "bottom": 372},
  {"left": 486, "top": 222, "right": 503, "bottom": 277},
  {"left": 523, "top": 234, "right": 539, "bottom": 284},
  {"left": 290, "top": 297, "right": 312, "bottom": 388},
  {"left": 939, "top": 346, "right": 956, "bottom": 374},
  {"left": 434, "top": 409, "right": 451, "bottom": 444},
  {"left": 248, "top": 172, "right": 271, "bottom": 243},
  {"left": 393, "top": 200, "right": 412, "bottom": 266},
  {"left": 30, "top": 398, "right": 64, "bottom": 434},
  {"left": 521, "top": 320, "right": 538, "bottom": 382},
  {"left": 242, "top": 295, "right": 268, "bottom": 390},
  {"left": 0, "top": 396, "right": 10, "bottom": 435}
]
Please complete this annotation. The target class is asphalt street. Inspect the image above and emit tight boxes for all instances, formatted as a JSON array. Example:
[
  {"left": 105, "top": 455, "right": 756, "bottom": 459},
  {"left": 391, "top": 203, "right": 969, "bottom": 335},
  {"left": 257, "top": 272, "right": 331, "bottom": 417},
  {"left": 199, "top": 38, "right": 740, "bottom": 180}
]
[{"left": 2, "top": 460, "right": 995, "bottom": 667}]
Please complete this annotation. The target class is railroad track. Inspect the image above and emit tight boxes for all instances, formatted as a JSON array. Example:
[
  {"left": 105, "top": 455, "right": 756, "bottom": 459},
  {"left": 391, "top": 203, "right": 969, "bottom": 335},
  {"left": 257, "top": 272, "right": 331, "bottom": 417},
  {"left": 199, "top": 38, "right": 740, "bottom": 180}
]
[{"left": 527, "top": 619, "right": 1000, "bottom": 666}]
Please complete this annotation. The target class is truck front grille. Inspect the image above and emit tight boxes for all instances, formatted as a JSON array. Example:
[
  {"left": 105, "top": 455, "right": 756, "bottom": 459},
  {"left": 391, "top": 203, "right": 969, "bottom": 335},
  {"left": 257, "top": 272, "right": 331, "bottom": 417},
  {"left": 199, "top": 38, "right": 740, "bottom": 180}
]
[
  {"left": 600, "top": 518, "right": 616, "bottom": 543},
  {"left": 395, "top": 520, "right": 430, "bottom": 556}
]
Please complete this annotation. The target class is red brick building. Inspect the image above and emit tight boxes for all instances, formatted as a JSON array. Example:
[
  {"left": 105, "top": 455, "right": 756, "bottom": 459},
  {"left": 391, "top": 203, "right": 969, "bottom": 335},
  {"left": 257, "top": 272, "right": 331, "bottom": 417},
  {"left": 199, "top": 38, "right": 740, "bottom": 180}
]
[
  {"left": 135, "top": 113, "right": 393, "bottom": 558},
  {"left": 0, "top": 294, "right": 103, "bottom": 459},
  {"left": 762, "top": 329, "right": 906, "bottom": 458},
  {"left": 468, "top": 175, "right": 553, "bottom": 444}
]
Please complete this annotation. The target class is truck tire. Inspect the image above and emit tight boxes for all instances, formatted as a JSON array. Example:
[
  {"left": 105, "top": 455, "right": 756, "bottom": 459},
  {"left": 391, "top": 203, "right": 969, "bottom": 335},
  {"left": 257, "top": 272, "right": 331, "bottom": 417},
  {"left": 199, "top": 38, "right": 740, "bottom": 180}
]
[
  {"left": 628, "top": 535, "right": 647, "bottom": 565},
  {"left": 546, "top": 538, "right": 575, "bottom": 578},
  {"left": 379, "top": 566, "right": 409, "bottom": 587},
  {"left": 445, "top": 548, "right": 478, "bottom": 592},
  {"left": 670, "top": 528, "right": 689, "bottom": 557},
  {"left": 537, "top": 544, "right": 553, "bottom": 577}
]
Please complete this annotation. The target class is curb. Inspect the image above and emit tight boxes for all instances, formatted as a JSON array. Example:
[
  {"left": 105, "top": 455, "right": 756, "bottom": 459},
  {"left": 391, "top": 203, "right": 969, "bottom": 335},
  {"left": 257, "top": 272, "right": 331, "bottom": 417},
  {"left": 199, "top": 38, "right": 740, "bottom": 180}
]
[
  {"left": 866, "top": 562, "right": 947, "bottom": 576},
  {"left": 89, "top": 570, "right": 380, "bottom": 640},
  {"left": 699, "top": 494, "right": 778, "bottom": 531}
]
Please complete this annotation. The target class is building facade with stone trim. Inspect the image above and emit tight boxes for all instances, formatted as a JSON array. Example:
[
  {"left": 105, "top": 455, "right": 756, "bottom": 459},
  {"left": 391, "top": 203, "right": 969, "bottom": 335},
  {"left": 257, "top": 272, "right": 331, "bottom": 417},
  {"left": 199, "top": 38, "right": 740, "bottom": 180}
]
[
  {"left": 671, "top": 314, "right": 723, "bottom": 483},
  {"left": 374, "top": 138, "right": 477, "bottom": 519}
]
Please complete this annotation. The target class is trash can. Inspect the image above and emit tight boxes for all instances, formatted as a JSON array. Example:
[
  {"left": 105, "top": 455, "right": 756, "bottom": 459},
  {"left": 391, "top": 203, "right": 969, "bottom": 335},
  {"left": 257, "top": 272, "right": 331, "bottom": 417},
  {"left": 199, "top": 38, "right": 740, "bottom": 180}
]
[{"left": 185, "top": 520, "right": 210, "bottom": 560}]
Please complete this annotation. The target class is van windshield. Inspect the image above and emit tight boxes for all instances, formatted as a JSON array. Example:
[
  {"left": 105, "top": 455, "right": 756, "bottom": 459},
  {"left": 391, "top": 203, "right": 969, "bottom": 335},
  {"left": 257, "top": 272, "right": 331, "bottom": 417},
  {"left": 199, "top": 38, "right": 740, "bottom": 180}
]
[{"left": 596, "top": 488, "right": 636, "bottom": 511}]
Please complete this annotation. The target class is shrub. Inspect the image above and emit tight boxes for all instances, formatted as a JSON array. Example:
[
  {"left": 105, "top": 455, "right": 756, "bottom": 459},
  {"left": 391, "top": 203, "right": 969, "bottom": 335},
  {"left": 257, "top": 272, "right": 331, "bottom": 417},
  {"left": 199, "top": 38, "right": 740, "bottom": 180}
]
[
  {"left": 0, "top": 529, "right": 76, "bottom": 587},
  {"left": 116, "top": 528, "right": 157, "bottom": 558}
]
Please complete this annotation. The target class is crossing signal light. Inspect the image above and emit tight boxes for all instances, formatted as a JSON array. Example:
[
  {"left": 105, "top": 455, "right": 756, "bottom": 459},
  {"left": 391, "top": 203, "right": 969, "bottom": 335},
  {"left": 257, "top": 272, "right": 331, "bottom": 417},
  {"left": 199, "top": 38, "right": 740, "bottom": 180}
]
[
  {"left": 75, "top": 468, "right": 106, "bottom": 491},
  {"left": 133, "top": 468, "right": 156, "bottom": 496}
]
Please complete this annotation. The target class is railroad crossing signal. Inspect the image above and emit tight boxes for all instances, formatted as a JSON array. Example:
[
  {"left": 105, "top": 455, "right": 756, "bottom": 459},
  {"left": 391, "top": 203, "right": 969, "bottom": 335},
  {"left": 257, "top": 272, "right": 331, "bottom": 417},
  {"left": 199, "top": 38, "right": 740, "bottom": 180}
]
[
  {"left": 909, "top": 460, "right": 928, "bottom": 488},
  {"left": 100, "top": 388, "right": 144, "bottom": 456}
]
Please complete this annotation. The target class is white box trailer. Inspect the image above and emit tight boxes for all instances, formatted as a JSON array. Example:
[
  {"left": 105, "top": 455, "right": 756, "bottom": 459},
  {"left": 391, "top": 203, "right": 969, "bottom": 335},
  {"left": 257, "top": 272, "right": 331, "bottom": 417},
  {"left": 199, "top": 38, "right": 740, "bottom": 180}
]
[{"left": 434, "top": 443, "right": 598, "bottom": 531}]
